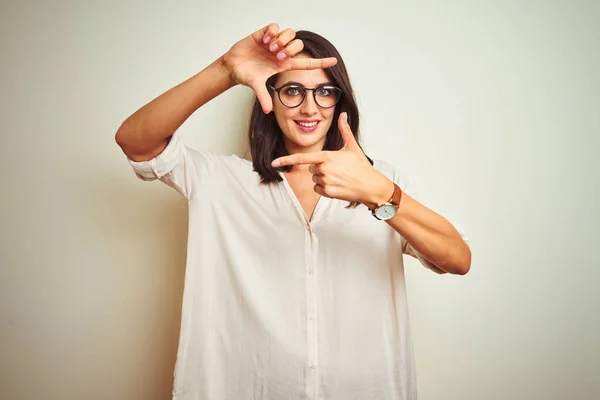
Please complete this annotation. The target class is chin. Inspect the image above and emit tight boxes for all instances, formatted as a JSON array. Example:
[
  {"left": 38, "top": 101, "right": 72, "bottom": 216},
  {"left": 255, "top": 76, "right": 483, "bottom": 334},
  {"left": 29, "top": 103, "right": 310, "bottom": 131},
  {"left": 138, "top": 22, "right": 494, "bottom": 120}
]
[
  {"left": 286, "top": 122, "right": 328, "bottom": 148},
  {"left": 288, "top": 132, "right": 327, "bottom": 152}
]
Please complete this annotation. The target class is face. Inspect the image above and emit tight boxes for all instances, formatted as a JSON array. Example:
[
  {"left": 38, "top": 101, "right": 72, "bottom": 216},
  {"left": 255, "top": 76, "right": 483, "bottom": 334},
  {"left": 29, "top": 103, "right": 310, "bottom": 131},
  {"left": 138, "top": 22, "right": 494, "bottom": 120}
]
[{"left": 272, "top": 55, "right": 337, "bottom": 155}]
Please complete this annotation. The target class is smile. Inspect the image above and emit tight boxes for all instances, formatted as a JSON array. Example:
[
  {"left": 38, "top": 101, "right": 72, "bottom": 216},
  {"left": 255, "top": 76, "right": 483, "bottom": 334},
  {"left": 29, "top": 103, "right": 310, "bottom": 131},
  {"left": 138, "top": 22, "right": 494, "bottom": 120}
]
[
  {"left": 295, "top": 120, "right": 320, "bottom": 132},
  {"left": 296, "top": 120, "right": 319, "bottom": 127}
]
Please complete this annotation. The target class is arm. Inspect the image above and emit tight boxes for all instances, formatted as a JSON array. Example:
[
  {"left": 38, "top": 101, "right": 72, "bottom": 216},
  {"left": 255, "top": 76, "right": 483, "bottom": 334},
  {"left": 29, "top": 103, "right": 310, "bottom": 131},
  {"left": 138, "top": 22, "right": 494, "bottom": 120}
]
[
  {"left": 115, "top": 58, "right": 235, "bottom": 162},
  {"left": 367, "top": 182, "right": 471, "bottom": 275},
  {"left": 115, "top": 23, "right": 338, "bottom": 162},
  {"left": 271, "top": 112, "right": 471, "bottom": 275}
]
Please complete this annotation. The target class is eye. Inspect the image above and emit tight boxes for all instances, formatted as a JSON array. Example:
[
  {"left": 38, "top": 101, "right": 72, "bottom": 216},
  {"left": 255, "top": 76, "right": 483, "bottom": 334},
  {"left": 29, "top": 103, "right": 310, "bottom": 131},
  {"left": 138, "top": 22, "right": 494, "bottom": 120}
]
[
  {"left": 316, "top": 87, "right": 334, "bottom": 97},
  {"left": 283, "top": 86, "right": 303, "bottom": 96}
]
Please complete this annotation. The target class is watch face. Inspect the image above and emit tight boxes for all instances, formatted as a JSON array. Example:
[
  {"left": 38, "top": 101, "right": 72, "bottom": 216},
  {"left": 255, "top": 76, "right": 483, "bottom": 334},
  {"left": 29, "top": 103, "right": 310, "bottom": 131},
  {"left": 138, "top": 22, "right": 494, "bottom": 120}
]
[{"left": 375, "top": 204, "right": 397, "bottom": 220}]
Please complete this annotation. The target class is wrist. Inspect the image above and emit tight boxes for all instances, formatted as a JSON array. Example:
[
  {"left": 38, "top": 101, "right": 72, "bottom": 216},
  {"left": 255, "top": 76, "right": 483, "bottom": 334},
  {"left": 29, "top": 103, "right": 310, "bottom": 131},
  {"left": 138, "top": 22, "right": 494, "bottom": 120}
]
[
  {"left": 215, "top": 55, "right": 238, "bottom": 89},
  {"left": 362, "top": 175, "right": 395, "bottom": 210}
]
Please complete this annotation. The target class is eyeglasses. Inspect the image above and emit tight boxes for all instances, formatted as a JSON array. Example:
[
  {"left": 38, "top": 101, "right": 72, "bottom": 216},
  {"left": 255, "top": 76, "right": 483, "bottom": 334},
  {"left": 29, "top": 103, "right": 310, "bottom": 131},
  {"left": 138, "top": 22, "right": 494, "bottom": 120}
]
[{"left": 268, "top": 83, "right": 342, "bottom": 109}]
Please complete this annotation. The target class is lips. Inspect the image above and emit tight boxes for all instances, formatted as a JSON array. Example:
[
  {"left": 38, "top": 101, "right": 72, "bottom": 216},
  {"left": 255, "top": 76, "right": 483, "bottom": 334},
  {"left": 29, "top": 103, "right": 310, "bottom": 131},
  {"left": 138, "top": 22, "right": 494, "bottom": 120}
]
[{"left": 295, "top": 120, "right": 320, "bottom": 133}]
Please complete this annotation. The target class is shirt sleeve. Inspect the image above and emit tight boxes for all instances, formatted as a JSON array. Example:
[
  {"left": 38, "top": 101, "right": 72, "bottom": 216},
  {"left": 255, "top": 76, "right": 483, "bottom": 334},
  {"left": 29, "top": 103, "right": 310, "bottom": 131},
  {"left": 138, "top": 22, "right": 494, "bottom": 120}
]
[
  {"left": 126, "top": 131, "right": 217, "bottom": 200},
  {"left": 374, "top": 159, "right": 470, "bottom": 274}
]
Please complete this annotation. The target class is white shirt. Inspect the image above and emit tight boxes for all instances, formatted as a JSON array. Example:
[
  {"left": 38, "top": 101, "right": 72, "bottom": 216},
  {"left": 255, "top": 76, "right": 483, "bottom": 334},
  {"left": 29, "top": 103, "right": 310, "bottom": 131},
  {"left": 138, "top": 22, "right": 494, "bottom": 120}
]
[{"left": 127, "top": 131, "right": 462, "bottom": 400}]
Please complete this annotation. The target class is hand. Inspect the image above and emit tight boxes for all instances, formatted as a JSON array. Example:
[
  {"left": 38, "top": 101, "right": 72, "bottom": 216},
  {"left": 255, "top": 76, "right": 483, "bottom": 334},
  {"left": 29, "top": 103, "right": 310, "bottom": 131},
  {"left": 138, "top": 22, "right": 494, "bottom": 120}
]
[
  {"left": 222, "top": 23, "right": 338, "bottom": 114},
  {"left": 271, "top": 112, "right": 394, "bottom": 206}
]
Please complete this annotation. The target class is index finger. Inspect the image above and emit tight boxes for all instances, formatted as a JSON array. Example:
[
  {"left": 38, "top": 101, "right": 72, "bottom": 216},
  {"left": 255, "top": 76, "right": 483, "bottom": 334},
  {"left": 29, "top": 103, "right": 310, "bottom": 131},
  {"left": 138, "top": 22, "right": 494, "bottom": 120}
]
[
  {"left": 272, "top": 152, "right": 329, "bottom": 167},
  {"left": 288, "top": 57, "right": 338, "bottom": 70}
]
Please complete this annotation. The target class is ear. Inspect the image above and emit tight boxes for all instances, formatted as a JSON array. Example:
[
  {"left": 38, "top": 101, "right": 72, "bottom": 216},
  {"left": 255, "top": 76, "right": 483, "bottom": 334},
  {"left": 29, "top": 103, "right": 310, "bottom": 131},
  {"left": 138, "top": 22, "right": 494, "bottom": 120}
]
[{"left": 338, "top": 112, "right": 359, "bottom": 151}]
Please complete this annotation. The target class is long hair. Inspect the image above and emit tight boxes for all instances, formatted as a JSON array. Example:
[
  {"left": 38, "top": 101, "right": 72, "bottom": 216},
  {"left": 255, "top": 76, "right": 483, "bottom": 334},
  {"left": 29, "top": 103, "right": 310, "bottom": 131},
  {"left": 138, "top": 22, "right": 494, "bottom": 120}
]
[{"left": 247, "top": 30, "right": 373, "bottom": 208}]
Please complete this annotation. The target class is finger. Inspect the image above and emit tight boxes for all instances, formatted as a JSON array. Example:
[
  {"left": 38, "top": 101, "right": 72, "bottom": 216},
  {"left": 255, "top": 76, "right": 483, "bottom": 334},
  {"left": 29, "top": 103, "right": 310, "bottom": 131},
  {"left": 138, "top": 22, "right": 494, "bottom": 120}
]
[
  {"left": 312, "top": 174, "right": 324, "bottom": 185},
  {"left": 276, "top": 38, "right": 304, "bottom": 62},
  {"left": 272, "top": 151, "right": 329, "bottom": 167},
  {"left": 338, "top": 112, "right": 359, "bottom": 151},
  {"left": 249, "top": 80, "right": 273, "bottom": 114},
  {"left": 308, "top": 163, "right": 319, "bottom": 175},
  {"left": 288, "top": 56, "right": 338, "bottom": 70},
  {"left": 268, "top": 28, "right": 296, "bottom": 54},
  {"left": 314, "top": 184, "right": 325, "bottom": 196},
  {"left": 254, "top": 23, "right": 280, "bottom": 45}
]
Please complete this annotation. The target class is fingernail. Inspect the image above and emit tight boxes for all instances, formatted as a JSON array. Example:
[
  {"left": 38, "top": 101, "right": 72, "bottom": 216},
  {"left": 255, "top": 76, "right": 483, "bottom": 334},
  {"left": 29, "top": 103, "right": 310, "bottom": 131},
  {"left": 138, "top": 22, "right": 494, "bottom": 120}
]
[
  {"left": 277, "top": 52, "right": 286, "bottom": 61},
  {"left": 272, "top": 160, "right": 281, "bottom": 167},
  {"left": 269, "top": 43, "right": 279, "bottom": 52},
  {"left": 263, "top": 36, "right": 271, "bottom": 44},
  {"left": 342, "top": 112, "right": 348, "bottom": 122}
]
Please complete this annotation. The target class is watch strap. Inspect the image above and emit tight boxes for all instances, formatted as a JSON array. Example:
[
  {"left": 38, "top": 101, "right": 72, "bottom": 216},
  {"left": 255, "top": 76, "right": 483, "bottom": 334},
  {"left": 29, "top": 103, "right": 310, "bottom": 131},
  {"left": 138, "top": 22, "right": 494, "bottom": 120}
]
[
  {"left": 390, "top": 183, "right": 402, "bottom": 208},
  {"left": 369, "top": 183, "right": 402, "bottom": 212}
]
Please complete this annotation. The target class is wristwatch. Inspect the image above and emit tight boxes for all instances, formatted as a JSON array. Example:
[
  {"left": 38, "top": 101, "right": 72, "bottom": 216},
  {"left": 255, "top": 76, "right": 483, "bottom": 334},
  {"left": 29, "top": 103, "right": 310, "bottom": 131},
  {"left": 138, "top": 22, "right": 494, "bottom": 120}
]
[{"left": 370, "top": 183, "right": 402, "bottom": 221}]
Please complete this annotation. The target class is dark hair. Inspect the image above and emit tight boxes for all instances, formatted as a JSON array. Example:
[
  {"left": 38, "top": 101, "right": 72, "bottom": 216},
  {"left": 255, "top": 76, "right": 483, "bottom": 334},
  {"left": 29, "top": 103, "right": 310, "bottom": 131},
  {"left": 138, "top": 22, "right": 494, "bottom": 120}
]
[{"left": 247, "top": 30, "right": 373, "bottom": 208}]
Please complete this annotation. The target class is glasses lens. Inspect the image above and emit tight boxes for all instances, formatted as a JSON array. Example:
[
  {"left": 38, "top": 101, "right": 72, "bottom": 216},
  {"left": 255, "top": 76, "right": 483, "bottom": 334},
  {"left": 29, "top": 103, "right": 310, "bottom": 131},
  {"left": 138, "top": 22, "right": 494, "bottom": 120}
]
[
  {"left": 277, "top": 84, "right": 342, "bottom": 108},
  {"left": 314, "top": 86, "right": 342, "bottom": 108},
  {"left": 279, "top": 85, "right": 305, "bottom": 107}
]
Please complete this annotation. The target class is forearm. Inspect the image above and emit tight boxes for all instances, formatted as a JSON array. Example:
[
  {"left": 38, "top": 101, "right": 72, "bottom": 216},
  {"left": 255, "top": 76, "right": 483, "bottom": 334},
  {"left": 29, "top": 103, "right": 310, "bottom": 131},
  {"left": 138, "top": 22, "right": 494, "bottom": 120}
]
[
  {"left": 364, "top": 177, "right": 471, "bottom": 275},
  {"left": 389, "top": 192, "right": 470, "bottom": 274},
  {"left": 115, "top": 56, "right": 236, "bottom": 160}
]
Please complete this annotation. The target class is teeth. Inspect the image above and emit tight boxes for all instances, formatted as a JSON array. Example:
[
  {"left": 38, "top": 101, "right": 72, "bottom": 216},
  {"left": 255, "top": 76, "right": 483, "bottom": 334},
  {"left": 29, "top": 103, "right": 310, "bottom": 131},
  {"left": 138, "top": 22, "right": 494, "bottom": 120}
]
[{"left": 297, "top": 121, "right": 318, "bottom": 127}]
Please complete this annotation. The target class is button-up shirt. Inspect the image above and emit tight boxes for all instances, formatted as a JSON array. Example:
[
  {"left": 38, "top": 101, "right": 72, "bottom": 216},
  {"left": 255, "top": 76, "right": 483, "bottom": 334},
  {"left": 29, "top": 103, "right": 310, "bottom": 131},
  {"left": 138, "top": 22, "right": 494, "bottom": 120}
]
[{"left": 127, "top": 131, "right": 462, "bottom": 400}]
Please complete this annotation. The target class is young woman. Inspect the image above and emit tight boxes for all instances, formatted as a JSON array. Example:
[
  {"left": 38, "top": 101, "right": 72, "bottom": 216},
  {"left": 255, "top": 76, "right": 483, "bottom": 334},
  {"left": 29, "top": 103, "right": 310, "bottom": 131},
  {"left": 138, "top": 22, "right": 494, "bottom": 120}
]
[{"left": 116, "top": 23, "right": 471, "bottom": 400}]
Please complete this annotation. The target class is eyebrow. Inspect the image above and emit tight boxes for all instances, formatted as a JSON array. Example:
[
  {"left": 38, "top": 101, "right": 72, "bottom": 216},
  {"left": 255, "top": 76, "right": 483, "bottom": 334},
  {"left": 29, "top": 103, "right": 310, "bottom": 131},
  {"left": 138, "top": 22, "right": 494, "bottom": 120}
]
[{"left": 279, "top": 81, "right": 335, "bottom": 87}]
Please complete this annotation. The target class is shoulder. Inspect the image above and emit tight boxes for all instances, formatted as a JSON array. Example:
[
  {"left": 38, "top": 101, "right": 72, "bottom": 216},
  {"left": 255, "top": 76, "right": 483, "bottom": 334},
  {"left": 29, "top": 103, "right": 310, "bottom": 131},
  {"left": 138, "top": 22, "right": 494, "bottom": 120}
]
[
  {"left": 183, "top": 145, "right": 252, "bottom": 171},
  {"left": 194, "top": 150, "right": 262, "bottom": 184},
  {"left": 213, "top": 151, "right": 254, "bottom": 174}
]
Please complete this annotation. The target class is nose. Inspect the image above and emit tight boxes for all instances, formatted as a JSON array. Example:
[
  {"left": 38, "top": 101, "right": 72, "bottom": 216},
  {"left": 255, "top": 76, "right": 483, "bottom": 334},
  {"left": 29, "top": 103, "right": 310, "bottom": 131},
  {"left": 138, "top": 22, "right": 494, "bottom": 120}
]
[{"left": 300, "top": 91, "right": 318, "bottom": 116}]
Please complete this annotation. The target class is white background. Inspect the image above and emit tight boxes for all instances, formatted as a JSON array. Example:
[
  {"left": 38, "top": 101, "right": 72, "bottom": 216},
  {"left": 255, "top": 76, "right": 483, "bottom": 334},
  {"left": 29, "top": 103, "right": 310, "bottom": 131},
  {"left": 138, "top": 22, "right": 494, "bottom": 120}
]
[{"left": 1, "top": 0, "right": 599, "bottom": 399}]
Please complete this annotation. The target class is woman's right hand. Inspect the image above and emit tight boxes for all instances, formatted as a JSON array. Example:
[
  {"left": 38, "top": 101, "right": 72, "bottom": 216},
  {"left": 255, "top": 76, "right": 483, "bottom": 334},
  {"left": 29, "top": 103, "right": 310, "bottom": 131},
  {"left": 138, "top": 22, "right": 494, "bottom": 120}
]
[{"left": 222, "top": 23, "right": 338, "bottom": 114}]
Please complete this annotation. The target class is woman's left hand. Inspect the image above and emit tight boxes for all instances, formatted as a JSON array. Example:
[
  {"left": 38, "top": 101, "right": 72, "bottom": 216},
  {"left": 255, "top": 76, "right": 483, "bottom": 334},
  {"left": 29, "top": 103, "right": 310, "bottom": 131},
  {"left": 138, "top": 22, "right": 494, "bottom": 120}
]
[{"left": 271, "top": 112, "right": 394, "bottom": 208}]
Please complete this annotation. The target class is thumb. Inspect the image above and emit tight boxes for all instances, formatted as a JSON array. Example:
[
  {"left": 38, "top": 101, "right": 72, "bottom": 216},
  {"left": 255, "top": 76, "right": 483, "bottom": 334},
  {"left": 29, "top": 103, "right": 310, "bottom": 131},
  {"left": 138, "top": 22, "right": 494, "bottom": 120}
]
[
  {"left": 338, "top": 112, "right": 359, "bottom": 151},
  {"left": 250, "top": 81, "right": 273, "bottom": 114}
]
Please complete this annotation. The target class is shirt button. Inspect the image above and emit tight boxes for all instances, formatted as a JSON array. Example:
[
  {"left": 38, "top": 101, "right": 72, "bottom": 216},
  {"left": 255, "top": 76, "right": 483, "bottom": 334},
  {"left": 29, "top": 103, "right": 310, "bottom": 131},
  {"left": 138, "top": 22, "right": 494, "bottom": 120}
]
[
  {"left": 308, "top": 269, "right": 314, "bottom": 275},
  {"left": 309, "top": 364, "right": 315, "bottom": 370},
  {"left": 308, "top": 315, "right": 314, "bottom": 321}
]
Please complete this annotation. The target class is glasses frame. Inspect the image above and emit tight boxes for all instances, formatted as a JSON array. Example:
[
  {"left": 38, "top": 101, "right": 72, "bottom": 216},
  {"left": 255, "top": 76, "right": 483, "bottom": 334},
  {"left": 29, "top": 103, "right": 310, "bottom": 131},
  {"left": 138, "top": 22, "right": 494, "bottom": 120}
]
[{"left": 268, "top": 83, "right": 342, "bottom": 109}]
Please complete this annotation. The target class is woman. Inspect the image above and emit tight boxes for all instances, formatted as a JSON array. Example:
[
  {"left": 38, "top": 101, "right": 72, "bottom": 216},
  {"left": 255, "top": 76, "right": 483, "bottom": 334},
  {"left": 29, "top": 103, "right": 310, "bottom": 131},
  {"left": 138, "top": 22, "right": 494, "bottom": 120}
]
[{"left": 116, "top": 23, "right": 471, "bottom": 400}]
